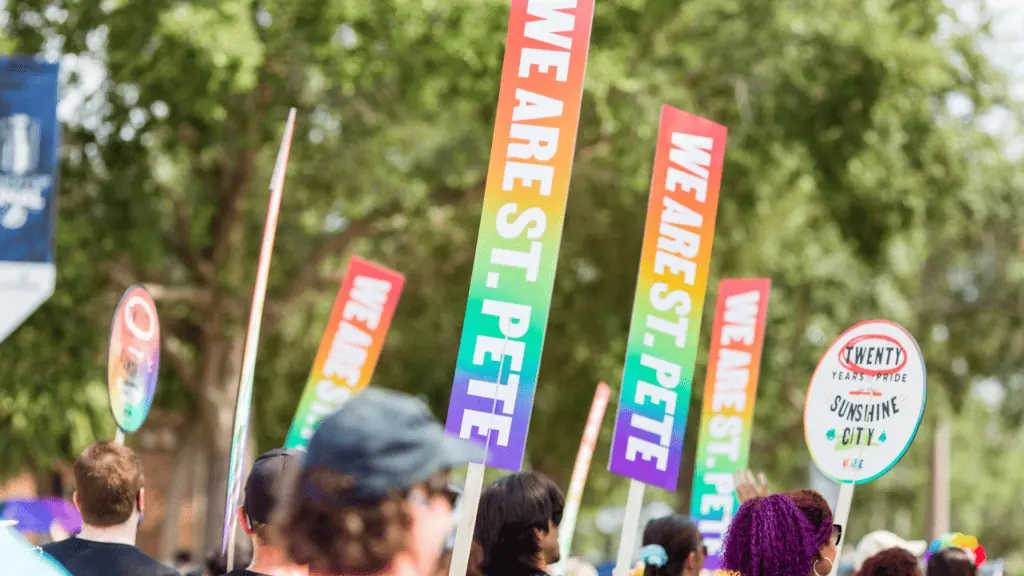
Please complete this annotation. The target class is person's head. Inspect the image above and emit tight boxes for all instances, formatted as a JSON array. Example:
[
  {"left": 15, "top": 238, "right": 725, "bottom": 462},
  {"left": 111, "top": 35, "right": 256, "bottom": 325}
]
[
  {"left": 785, "top": 489, "right": 839, "bottom": 575},
  {"left": 854, "top": 547, "right": 922, "bottom": 576},
  {"left": 721, "top": 494, "right": 832, "bottom": 576},
  {"left": 853, "top": 531, "right": 928, "bottom": 571},
  {"left": 638, "top": 515, "right": 705, "bottom": 576},
  {"left": 71, "top": 441, "right": 144, "bottom": 528},
  {"left": 475, "top": 471, "right": 565, "bottom": 575},
  {"left": 926, "top": 547, "right": 978, "bottom": 576},
  {"left": 274, "top": 388, "right": 482, "bottom": 575},
  {"left": 239, "top": 448, "right": 302, "bottom": 545}
]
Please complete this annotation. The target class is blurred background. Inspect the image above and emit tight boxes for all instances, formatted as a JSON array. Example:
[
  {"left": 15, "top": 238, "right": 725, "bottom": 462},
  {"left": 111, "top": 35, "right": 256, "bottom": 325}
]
[{"left": 0, "top": 0, "right": 1022, "bottom": 572}]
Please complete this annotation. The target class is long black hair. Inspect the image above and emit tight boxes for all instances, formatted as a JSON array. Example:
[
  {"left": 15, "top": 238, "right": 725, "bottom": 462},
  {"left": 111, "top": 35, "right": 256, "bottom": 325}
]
[
  {"left": 640, "top": 515, "right": 702, "bottom": 576},
  {"left": 475, "top": 472, "right": 564, "bottom": 576}
]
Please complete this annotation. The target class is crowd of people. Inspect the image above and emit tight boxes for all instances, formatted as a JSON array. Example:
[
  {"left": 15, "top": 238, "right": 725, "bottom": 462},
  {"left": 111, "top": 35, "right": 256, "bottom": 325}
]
[{"left": 5, "top": 388, "right": 1000, "bottom": 576}]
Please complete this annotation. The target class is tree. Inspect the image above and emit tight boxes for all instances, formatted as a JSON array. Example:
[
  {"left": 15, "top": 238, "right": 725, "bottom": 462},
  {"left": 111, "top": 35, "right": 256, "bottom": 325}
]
[{"left": 1, "top": 0, "right": 1021, "bottom": 563}]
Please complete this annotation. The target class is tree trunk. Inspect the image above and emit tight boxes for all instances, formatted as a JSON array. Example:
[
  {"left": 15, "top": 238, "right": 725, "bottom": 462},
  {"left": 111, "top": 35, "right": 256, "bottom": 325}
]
[
  {"left": 158, "top": 429, "right": 198, "bottom": 562},
  {"left": 191, "top": 437, "right": 208, "bottom": 562},
  {"left": 195, "top": 327, "right": 247, "bottom": 558},
  {"left": 203, "top": 435, "right": 233, "bottom": 558}
]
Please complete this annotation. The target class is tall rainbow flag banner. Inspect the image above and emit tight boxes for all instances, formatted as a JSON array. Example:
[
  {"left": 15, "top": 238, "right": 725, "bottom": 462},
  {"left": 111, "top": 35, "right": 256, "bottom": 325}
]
[
  {"left": 608, "top": 105, "right": 728, "bottom": 492},
  {"left": 688, "top": 278, "right": 771, "bottom": 568},
  {"left": 284, "top": 256, "right": 405, "bottom": 449},
  {"left": 553, "top": 382, "right": 611, "bottom": 575},
  {"left": 221, "top": 109, "right": 296, "bottom": 557},
  {"left": 444, "top": 0, "right": 595, "bottom": 471},
  {"left": 557, "top": 381, "right": 610, "bottom": 569}
]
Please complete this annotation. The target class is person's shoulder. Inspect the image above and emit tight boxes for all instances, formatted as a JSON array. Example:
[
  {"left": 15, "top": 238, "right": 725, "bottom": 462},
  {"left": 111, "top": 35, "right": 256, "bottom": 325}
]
[
  {"left": 148, "top": 558, "right": 181, "bottom": 576},
  {"left": 41, "top": 537, "right": 73, "bottom": 551},
  {"left": 124, "top": 547, "right": 180, "bottom": 576},
  {"left": 40, "top": 537, "right": 76, "bottom": 559},
  {"left": 147, "top": 555, "right": 181, "bottom": 576}
]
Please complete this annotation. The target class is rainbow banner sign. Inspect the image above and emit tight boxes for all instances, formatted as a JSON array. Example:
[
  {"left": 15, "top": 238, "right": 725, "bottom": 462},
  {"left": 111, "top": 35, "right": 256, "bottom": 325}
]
[
  {"left": 221, "top": 109, "right": 296, "bottom": 557},
  {"left": 444, "top": 0, "right": 595, "bottom": 471},
  {"left": 608, "top": 106, "right": 728, "bottom": 491},
  {"left": 688, "top": 278, "right": 771, "bottom": 568},
  {"left": 107, "top": 284, "right": 161, "bottom": 434},
  {"left": 284, "top": 256, "right": 405, "bottom": 450}
]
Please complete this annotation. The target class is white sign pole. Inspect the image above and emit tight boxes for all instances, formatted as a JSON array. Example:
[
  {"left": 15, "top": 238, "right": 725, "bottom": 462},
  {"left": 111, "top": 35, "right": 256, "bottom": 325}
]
[
  {"left": 828, "top": 483, "right": 855, "bottom": 575},
  {"left": 613, "top": 479, "right": 646, "bottom": 576},
  {"left": 449, "top": 462, "right": 486, "bottom": 576},
  {"left": 114, "top": 429, "right": 125, "bottom": 445}
]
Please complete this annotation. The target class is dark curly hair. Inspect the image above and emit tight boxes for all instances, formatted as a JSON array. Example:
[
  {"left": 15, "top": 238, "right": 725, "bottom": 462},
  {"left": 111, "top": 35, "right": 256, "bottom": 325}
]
[
  {"left": 785, "top": 489, "right": 833, "bottom": 537},
  {"left": 272, "top": 467, "right": 413, "bottom": 574},
  {"left": 855, "top": 547, "right": 921, "bottom": 576}
]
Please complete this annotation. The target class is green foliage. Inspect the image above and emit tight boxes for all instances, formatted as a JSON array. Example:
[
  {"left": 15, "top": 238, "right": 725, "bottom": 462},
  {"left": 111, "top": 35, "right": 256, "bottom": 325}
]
[{"left": 0, "top": 0, "right": 1022, "bottom": 564}]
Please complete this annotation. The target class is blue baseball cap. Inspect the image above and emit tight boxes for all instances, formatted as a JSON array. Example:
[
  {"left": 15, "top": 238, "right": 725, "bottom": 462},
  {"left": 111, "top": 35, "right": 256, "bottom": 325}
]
[{"left": 304, "top": 388, "right": 484, "bottom": 500}]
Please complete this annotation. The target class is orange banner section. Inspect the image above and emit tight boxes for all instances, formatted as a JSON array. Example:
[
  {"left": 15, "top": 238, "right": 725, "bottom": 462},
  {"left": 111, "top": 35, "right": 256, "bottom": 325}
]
[{"left": 285, "top": 256, "right": 405, "bottom": 449}]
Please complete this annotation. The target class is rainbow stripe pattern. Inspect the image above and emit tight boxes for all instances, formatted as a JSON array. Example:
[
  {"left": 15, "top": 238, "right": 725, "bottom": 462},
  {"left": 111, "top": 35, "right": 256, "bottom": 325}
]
[
  {"left": 443, "top": 0, "right": 595, "bottom": 471},
  {"left": 221, "top": 110, "right": 296, "bottom": 554},
  {"left": 608, "top": 105, "right": 728, "bottom": 491},
  {"left": 107, "top": 284, "right": 161, "bottom": 434},
  {"left": 284, "top": 256, "right": 405, "bottom": 450},
  {"left": 688, "top": 278, "right": 771, "bottom": 568},
  {"left": 555, "top": 382, "right": 611, "bottom": 568}
]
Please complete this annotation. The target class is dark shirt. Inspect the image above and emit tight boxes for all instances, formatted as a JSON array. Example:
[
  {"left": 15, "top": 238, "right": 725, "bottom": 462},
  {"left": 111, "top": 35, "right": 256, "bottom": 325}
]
[
  {"left": 222, "top": 570, "right": 270, "bottom": 576},
  {"left": 42, "top": 537, "right": 180, "bottom": 576}
]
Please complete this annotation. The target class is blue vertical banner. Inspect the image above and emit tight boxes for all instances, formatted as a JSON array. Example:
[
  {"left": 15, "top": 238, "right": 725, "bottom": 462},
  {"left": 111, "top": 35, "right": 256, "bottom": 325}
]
[{"left": 0, "top": 57, "right": 60, "bottom": 344}]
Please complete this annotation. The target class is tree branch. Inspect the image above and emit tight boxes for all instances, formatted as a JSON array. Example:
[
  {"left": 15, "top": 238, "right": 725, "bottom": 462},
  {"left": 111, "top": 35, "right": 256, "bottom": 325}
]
[
  {"left": 266, "top": 132, "right": 606, "bottom": 318},
  {"left": 250, "top": 0, "right": 268, "bottom": 45},
  {"left": 266, "top": 180, "right": 487, "bottom": 327},
  {"left": 208, "top": 148, "right": 259, "bottom": 269},
  {"left": 163, "top": 334, "right": 197, "bottom": 392},
  {"left": 143, "top": 283, "right": 215, "bottom": 305},
  {"left": 265, "top": 202, "right": 399, "bottom": 322},
  {"left": 162, "top": 187, "right": 215, "bottom": 284},
  {"left": 924, "top": 298, "right": 1017, "bottom": 320},
  {"left": 206, "top": 41, "right": 273, "bottom": 269}
]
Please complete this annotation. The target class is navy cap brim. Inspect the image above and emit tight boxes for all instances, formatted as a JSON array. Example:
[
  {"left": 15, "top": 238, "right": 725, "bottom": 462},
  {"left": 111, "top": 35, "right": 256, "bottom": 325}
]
[{"left": 436, "top": 434, "right": 486, "bottom": 470}]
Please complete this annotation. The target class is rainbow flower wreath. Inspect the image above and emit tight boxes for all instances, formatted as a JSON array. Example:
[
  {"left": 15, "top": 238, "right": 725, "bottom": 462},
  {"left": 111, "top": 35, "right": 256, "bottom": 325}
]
[{"left": 924, "top": 532, "right": 986, "bottom": 567}]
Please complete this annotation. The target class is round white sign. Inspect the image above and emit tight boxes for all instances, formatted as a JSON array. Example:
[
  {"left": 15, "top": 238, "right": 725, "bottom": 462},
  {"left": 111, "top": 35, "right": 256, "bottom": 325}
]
[{"left": 804, "top": 320, "right": 926, "bottom": 484}]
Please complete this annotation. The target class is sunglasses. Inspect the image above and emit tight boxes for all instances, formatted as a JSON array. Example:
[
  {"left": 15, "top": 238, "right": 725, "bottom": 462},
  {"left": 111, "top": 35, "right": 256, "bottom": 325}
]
[
  {"left": 832, "top": 524, "right": 843, "bottom": 546},
  {"left": 438, "top": 486, "right": 460, "bottom": 508},
  {"left": 418, "top": 472, "right": 460, "bottom": 508}
]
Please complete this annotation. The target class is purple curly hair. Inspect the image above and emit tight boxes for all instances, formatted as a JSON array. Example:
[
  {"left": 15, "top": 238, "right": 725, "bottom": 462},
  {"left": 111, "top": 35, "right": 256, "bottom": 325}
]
[{"left": 721, "top": 494, "right": 832, "bottom": 576}]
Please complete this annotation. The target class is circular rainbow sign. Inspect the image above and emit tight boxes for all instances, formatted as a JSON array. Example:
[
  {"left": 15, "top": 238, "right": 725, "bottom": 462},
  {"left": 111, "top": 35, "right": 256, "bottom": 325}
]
[
  {"left": 804, "top": 320, "right": 926, "bottom": 484},
  {"left": 107, "top": 285, "right": 160, "bottom": 433}
]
